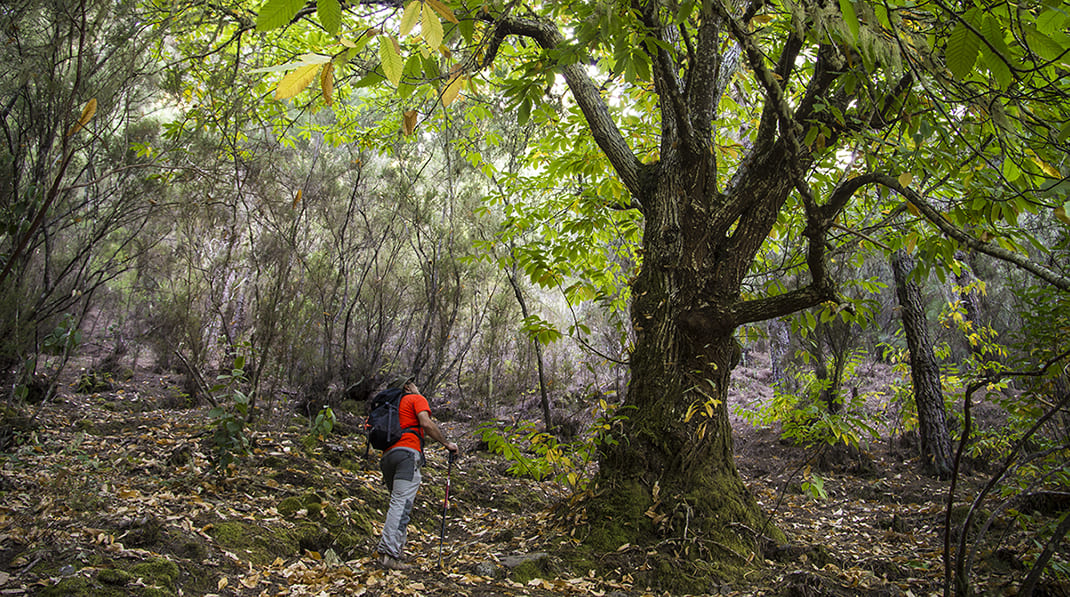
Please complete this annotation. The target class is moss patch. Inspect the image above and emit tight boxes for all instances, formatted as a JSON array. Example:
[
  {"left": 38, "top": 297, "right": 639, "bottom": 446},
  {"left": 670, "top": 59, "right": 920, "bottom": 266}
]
[
  {"left": 97, "top": 568, "right": 134, "bottom": 585},
  {"left": 130, "top": 557, "right": 180, "bottom": 593},
  {"left": 207, "top": 521, "right": 299, "bottom": 565},
  {"left": 583, "top": 478, "right": 654, "bottom": 552},
  {"left": 508, "top": 554, "right": 555, "bottom": 584}
]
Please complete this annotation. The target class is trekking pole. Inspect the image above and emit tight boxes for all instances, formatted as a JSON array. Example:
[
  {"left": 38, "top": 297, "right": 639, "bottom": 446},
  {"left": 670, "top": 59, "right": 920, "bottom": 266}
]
[{"left": 438, "top": 450, "right": 457, "bottom": 570}]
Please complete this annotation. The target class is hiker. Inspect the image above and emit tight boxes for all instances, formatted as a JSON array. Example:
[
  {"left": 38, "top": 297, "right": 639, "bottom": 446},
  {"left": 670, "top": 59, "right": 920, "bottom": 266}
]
[{"left": 376, "top": 380, "right": 459, "bottom": 570}]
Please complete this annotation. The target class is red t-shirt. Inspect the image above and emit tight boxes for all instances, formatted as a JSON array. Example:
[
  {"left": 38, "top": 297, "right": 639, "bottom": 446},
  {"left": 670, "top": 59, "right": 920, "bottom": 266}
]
[{"left": 391, "top": 393, "right": 429, "bottom": 452}]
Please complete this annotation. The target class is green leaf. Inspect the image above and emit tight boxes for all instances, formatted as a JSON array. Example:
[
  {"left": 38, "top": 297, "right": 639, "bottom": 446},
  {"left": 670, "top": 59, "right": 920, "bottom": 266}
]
[
  {"left": 354, "top": 70, "right": 386, "bottom": 88},
  {"left": 1058, "top": 121, "right": 1070, "bottom": 143},
  {"left": 839, "top": 0, "right": 859, "bottom": 43},
  {"left": 1036, "top": 8, "right": 1070, "bottom": 36},
  {"left": 1001, "top": 157, "right": 1020, "bottom": 181},
  {"left": 379, "top": 36, "right": 404, "bottom": 86},
  {"left": 517, "top": 97, "right": 531, "bottom": 125},
  {"left": 980, "top": 17, "right": 1013, "bottom": 89},
  {"left": 981, "top": 15, "right": 1012, "bottom": 57},
  {"left": 317, "top": 0, "right": 342, "bottom": 35},
  {"left": 1025, "top": 26, "right": 1065, "bottom": 62},
  {"left": 983, "top": 48, "right": 1012, "bottom": 89},
  {"left": 256, "top": 0, "right": 304, "bottom": 31},
  {"left": 874, "top": 2, "right": 891, "bottom": 30},
  {"left": 397, "top": 54, "right": 423, "bottom": 98},
  {"left": 947, "top": 21, "right": 981, "bottom": 80}
]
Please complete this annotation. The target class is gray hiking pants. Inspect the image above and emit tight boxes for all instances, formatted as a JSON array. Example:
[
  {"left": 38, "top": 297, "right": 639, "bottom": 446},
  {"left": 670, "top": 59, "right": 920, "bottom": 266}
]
[{"left": 377, "top": 447, "right": 422, "bottom": 559}]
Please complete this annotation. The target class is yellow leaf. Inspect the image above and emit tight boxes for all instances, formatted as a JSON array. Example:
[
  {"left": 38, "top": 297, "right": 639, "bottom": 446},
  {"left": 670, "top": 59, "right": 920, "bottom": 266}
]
[
  {"left": 897, "top": 172, "right": 913, "bottom": 187},
  {"left": 441, "top": 74, "right": 464, "bottom": 106},
  {"left": 293, "top": 189, "right": 302, "bottom": 208},
  {"left": 1056, "top": 205, "right": 1070, "bottom": 226},
  {"left": 400, "top": 0, "right": 420, "bottom": 37},
  {"left": 905, "top": 200, "right": 920, "bottom": 217},
  {"left": 422, "top": 2, "right": 443, "bottom": 50},
  {"left": 275, "top": 63, "right": 323, "bottom": 100},
  {"left": 1031, "top": 155, "right": 1060, "bottom": 178},
  {"left": 427, "top": 0, "right": 458, "bottom": 23},
  {"left": 321, "top": 61, "right": 334, "bottom": 106},
  {"left": 402, "top": 110, "right": 418, "bottom": 135},
  {"left": 379, "top": 36, "right": 404, "bottom": 86},
  {"left": 217, "top": 577, "right": 228, "bottom": 591},
  {"left": 67, "top": 98, "right": 97, "bottom": 136}
]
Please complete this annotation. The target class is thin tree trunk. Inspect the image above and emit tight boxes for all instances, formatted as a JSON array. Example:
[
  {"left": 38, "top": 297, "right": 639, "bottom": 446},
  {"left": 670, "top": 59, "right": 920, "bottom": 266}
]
[
  {"left": 891, "top": 249, "right": 954, "bottom": 478},
  {"left": 768, "top": 318, "right": 791, "bottom": 393},
  {"left": 953, "top": 250, "right": 991, "bottom": 362},
  {"left": 507, "top": 270, "right": 553, "bottom": 432}
]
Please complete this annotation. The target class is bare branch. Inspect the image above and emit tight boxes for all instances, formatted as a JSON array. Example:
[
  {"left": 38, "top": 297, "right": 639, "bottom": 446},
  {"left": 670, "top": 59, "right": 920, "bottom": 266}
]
[{"left": 876, "top": 174, "right": 1070, "bottom": 291}]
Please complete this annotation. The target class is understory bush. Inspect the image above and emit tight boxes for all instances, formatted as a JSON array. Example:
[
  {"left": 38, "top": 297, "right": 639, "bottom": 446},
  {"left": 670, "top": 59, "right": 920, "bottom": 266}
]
[
  {"left": 734, "top": 365, "right": 880, "bottom": 449},
  {"left": 208, "top": 355, "right": 252, "bottom": 474},
  {"left": 478, "top": 399, "right": 629, "bottom": 492}
]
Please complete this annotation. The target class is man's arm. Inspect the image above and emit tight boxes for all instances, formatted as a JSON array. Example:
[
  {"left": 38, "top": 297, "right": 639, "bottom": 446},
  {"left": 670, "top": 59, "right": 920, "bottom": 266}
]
[{"left": 416, "top": 410, "right": 459, "bottom": 454}]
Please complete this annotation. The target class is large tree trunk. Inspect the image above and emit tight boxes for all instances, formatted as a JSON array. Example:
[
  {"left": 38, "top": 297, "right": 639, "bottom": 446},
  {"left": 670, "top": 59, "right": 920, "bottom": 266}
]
[
  {"left": 891, "top": 250, "right": 954, "bottom": 478},
  {"left": 588, "top": 145, "right": 796, "bottom": 586},
  {"left": 489, "top": 4, "right": 850, "bottom": 587}
]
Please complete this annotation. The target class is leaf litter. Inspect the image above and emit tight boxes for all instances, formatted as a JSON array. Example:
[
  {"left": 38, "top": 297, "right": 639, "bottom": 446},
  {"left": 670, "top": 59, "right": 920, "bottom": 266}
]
[{"left": 0, "top": 370, "right": 1059, "bottom": 596}]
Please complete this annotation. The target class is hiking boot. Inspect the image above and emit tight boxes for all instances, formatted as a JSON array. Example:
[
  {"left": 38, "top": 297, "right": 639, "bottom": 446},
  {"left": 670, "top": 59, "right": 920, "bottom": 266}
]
[{"left": 378, "top": 554, "right": 410, "bottom": 570}]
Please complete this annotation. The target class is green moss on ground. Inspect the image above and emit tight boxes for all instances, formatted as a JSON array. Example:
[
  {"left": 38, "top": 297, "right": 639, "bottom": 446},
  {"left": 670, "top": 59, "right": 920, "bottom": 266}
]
[
  {"left": 37, "top": 558, "right": 180, "bottom": 597},
  {"left": 509, "top": 555, "right": 555, "bottom": 584},
  {"left": 208, "top": 521, "right": 298, "bottom": 565},
  {"left": 130, "top": 558, "right": 180, "bottom": 587}
]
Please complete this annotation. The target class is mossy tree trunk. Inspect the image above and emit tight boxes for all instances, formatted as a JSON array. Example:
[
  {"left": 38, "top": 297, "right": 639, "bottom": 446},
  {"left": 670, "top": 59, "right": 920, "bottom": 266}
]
[
  {"left": 587, "top": 140, "right": 832, "bottom": 567},
  {"left": 488, "top": 2, "right": 906, "bottom": 578}
]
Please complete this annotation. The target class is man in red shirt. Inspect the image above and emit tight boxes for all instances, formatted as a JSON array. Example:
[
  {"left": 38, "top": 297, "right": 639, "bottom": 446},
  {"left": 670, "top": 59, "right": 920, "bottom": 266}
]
[{"left": 377, "top": 380, "right": 459, "bottom": 570}]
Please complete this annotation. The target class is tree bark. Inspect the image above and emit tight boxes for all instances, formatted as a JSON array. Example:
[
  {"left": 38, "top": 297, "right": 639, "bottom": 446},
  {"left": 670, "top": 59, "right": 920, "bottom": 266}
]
[
  {"left": 587, "top": 141, "right": 804, "bottom": 578},
  {"left": 891, "top": 250, "right": 954, "bottom": 478}
]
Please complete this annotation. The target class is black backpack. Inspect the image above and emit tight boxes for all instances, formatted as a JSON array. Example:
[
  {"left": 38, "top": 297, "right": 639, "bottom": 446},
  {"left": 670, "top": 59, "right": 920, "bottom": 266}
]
[{"left": 364, "top": 388, "right": 422, "bottom": 451}]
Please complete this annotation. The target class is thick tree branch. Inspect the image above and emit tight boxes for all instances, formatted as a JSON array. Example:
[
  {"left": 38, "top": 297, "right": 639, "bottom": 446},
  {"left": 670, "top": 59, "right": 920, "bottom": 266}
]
[
  {"left": 818, "top": 172, "right": 886, "bottom": 225},
  {"left": 687, "top": 10, "right": 726, "bottom": 143},
  {"left": 875, "top": 175, "right": 1070, "bottom": 291},
  {"left": 635, "top": 1, "right": 692, "bottom": 147},
  {"left": 711, "top": 0, "right": 821, "bottom": 216},
  {"left": 727, "top": 279, "right": 837, "bottom": 327},
  {"left": 482, "top": 16, "right": 644, "bottom": 201}
]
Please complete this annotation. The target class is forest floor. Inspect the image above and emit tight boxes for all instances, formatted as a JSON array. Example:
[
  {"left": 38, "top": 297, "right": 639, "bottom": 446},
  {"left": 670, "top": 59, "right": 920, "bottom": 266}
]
[{"left": 0, "top": 359, "right": 1064, "bottom": 596}]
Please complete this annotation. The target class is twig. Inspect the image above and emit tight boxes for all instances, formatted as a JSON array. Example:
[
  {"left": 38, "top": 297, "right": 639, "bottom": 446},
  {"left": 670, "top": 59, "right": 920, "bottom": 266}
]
[{"left": 172, "top": 350, "right": 218, "bottom": 407}]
